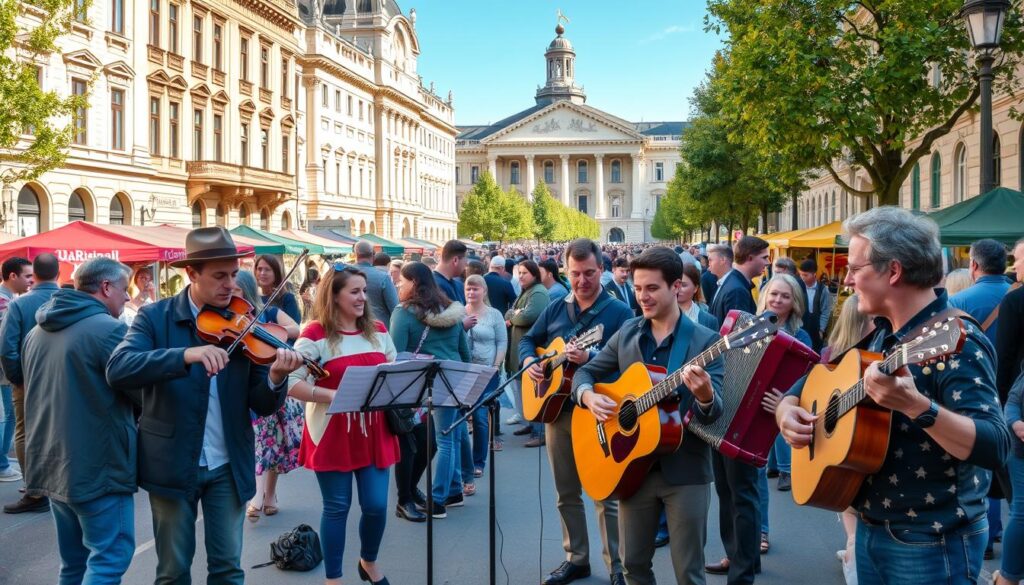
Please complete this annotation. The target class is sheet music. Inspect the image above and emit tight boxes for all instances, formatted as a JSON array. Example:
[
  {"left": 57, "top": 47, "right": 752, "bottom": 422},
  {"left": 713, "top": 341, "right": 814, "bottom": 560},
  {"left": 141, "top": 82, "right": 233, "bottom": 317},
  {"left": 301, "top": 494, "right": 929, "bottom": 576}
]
[{"left": 327, "top": 359, "right": 497, "bottom": 414}]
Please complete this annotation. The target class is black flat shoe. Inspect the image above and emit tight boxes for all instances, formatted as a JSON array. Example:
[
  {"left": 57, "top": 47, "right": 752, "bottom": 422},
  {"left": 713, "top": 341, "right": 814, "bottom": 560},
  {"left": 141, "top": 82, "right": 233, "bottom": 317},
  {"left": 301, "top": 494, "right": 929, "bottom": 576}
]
[
  {"left": 396, "top": 502, "right": 426, "bottom": 523},
  {"left": 358, "top": 561, "right": 391, "bottom": 584},
  {"left": 542, "top": 561, "right": 591, "bottom": 585}
]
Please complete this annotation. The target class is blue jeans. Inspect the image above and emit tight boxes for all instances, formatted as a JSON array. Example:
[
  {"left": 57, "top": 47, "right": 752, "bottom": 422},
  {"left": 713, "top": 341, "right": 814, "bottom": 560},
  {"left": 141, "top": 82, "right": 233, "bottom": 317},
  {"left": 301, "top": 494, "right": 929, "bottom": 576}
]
[
  {"left": 0, "top": 384, "right": 13, "bottom": 471},
  {"left": 472, "top": 375, "right": 498, "bottom": 470},
  {"left": 1001, "top": 455, "right": 1024, "bottom": 581},
  {"left": 315, "top": 467, "right": 390, "bottom": 580},
  {"left": 51, "top": 494, "right": 134, "bottom": 585},
  {"left": 856, "top": 515, "right": 988, "bottom": 585},
  {"left": 432, "top": 408, "right": 463, "bottom": 502},
  {"left": 457, "top": 420, "right": 474, "bottom": 485},
  {"left": 149, "top": 465, "right": 245, "bottom": 585},
  {"left": 987, "top": 498, "right": 1003, "bottom": 551},
  {"left": 765, "top": 434, "right": 791, "bottom": 475},
  {"left": 756, "top": 467, "right": 770, "bottom": 534}
]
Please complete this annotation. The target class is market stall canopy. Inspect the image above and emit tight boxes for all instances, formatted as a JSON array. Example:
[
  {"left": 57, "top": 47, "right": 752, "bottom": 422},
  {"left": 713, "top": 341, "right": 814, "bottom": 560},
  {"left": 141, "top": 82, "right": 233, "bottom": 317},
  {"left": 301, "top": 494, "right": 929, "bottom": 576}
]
[
  {"left": 357, "top": 233, "right": 405, "bottom": 256},
  {"left": 393, "top": 238, "right": 425, "bottom": 255},
  {"left": 309, "top": 229, "right": 359, "bottom": 247},
  {"left": 927, "top": 187, "right": 1024, "bottom": 246},
  {"left": 231, "top": 225, "right": 318, "bottom": 255},
  {"left": 458, "top": 238, "right": 483, "bottom": 250},
  {"left": 786, "top": 221, "right": 845, "bottom": 249},
  {"left": 119, "top": 224, "right": 263, "bottom": 259},
  {"left": 0, "top": 221, "right": 193, "bottom": 263},
  {"left": 277, "top": 229, "right": 351, "bottom": 255},
  {"left": 764, "top": 227, "right": 814, "bottom": 250},
  {"left": 402, "top": 237, "right": 439, "bottom": 251}
]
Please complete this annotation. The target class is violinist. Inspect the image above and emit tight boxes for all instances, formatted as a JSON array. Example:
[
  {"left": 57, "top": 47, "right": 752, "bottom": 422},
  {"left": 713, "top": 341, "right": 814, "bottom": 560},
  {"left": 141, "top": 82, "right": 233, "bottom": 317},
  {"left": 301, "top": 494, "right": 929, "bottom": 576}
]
[{"left": 107, "top": 227, "right": 304, "bottom": 585}]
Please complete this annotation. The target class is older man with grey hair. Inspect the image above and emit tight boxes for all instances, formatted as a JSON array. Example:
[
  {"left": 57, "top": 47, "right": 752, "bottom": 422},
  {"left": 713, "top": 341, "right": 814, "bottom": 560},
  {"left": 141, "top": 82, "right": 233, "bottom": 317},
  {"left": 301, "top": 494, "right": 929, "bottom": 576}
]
[
  {"left": 354, "top": 239, "right": 400, "bottom": 326},
  {"left": 22, "top": 257, "right": 136, "bottom": 584}
]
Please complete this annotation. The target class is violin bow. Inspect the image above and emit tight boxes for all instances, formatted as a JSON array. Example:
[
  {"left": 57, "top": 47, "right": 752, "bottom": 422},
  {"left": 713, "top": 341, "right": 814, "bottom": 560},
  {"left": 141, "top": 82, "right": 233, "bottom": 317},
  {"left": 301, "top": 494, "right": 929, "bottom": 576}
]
[{"left": 224, "top": 248, "right": 309, "bottom": 356}]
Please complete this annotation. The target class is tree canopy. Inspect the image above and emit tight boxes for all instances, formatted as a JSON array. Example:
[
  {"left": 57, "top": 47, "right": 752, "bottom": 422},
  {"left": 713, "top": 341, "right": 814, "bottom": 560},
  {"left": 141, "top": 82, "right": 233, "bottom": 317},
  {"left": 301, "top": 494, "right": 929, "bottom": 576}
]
[{"left": 458, "top": 174, "right": 598, "bottom": 243}]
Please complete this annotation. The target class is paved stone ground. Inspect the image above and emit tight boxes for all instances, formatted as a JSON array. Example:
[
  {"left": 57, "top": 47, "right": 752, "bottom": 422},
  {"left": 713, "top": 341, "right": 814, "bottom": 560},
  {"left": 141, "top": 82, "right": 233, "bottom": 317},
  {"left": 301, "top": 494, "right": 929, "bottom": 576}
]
[{"left": 0, "top": 428, "right": 1007, "bottom": 584}]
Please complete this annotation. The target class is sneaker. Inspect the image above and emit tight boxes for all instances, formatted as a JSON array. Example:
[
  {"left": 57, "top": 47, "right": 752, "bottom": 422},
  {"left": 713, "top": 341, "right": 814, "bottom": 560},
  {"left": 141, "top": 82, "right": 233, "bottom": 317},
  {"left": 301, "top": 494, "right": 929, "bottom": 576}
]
[
  {"left": 777, "top": 472, "right": 792, "bottom": 492},
  {"left": 505, "top": 413, "right": 524, "bottom": 425},
  {"left": 444, "top": 493, "right": 464, "bottom": 508},
  {"left": 0, "top": 468, "right": 22, "bottom": 482},
  {"left": 513, "top": 426, "right": 533, "bottom": 436},
  {"left": 431, "top": 504, "right": 447, "bottom": 519},
  {"left": 3, "top": 495, "right": 49, "bottom": 514}
]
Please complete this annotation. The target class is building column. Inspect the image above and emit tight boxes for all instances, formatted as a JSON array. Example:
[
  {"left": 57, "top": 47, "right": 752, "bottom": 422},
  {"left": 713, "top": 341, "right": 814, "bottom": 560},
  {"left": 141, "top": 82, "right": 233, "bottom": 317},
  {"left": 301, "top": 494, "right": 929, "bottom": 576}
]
[
  {"left": 525, "top": 154, "right": 536, "bottom": 200},
  {"left": 630, "top": 152, "right": 644, "bottom": 219},
  {"left": 488, "top": 155, "right": 498, "bottom": 182},
  {"left": 595, "top": 154, "right": 606, "bottom": 219},
  {"left": 560, "top": 154, "right": 571, "bottom": 206}
]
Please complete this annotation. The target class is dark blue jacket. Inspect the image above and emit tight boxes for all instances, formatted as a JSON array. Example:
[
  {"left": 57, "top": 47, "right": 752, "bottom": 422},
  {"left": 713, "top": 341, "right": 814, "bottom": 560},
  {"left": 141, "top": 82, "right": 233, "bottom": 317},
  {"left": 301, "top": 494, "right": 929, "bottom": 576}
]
[
  {"left": 700, "top": 269, "right": 719, "bottom": 305},
  {"left": 106, "top": 288, "right": 286, "bottom": 502},
  {"left": 0, "top": 281, "right": 60, "bottom": 386},
  {"left": 709, "top": 269, "right": 757, "bottom": 327},
  {"left": 484, "top": 271, "right": 517, "bottom": 315}
]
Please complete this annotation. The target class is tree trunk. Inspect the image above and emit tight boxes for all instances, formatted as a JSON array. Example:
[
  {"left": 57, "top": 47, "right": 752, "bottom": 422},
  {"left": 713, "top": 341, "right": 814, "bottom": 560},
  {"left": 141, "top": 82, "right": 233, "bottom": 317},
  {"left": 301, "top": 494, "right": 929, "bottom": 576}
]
[{"left": 760, "top": 205, "right": 770, "bottom": 234}]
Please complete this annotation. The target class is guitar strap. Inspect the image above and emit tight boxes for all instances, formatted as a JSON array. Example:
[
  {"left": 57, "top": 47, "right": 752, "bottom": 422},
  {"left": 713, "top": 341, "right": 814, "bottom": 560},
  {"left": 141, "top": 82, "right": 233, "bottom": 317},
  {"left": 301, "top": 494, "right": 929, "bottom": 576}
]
[
  {"left": 666, "top": 312, "right": 698, "bottom": 411},
  {"left": 565, "top": 294, "right": 614, "bottom": 340}
]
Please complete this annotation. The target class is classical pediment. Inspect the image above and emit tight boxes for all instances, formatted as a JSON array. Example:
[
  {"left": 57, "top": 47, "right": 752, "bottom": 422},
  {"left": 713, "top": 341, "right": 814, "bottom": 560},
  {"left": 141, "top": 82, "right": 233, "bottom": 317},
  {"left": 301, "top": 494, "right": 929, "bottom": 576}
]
[
  {"left": 482, "top": 102, "right": 644, "bottom": 145},
  {"left": 63, "top": 50, "right": 102, "bottom": 72}
]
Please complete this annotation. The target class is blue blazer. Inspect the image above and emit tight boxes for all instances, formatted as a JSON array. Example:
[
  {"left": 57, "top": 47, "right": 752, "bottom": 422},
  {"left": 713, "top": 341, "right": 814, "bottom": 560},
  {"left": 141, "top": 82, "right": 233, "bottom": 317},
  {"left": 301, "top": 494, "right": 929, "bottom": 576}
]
[
  {"left": 710, "top": 269, "right": 757, "bottom": 327},
  {"left": 106, "top": 288, "right": 286, "bottom": 502}
]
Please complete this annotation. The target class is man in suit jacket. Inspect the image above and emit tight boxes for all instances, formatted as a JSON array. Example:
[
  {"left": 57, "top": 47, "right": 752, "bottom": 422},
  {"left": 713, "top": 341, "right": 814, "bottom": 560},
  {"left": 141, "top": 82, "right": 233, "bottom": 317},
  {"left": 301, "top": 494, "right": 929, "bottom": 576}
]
[
  {"left": 575, "top": 247, "right": 724, "bottom": 585},
  {"left": 996, "top": 237, "right": 1024, "bottom": 404},
  {"left": 706, "top": 235, "right": 770, "bottom": 584},
  {"left": 354, "top": 239, "right": 400, "bottom": 326},
  {"left": 702, "top": 244, "right": 731, "bottom": 303},
  {"left": 107, "top": 227, "right": 303, "bottom": 585},
  {"left": 605, "top": 257, "right": 640, "bottom": 316},
  {"left": 485, "top": 255, "right": 517, "bottom": 315}
]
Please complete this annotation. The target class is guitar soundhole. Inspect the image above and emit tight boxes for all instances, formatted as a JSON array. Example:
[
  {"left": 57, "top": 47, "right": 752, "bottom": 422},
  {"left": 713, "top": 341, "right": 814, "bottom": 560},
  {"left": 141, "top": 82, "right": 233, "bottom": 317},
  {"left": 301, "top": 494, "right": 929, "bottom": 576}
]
[
  {"left": 824, "top": 393, "right": 840, "bottom": 436},
  {"left": 618, "top": 400, "right": 638, "bottom": 433}
]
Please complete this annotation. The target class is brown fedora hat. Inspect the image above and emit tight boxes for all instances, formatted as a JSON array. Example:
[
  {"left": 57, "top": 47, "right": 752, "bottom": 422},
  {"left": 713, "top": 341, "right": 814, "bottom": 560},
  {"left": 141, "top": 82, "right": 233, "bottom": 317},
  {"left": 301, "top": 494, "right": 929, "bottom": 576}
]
[{"left": 170, "top": 226, "right": 252, "bottom": 268}]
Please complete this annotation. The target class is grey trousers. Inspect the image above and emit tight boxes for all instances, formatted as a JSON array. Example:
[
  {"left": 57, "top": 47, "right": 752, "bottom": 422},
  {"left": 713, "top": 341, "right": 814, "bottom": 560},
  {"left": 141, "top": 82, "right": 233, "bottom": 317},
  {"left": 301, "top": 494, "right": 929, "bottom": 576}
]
[
  {"left": 619, "top": 472, "right": 710, "bottom": 585},
  {"left": 545, "top": 412, "right": 622, "bottom": 573}
]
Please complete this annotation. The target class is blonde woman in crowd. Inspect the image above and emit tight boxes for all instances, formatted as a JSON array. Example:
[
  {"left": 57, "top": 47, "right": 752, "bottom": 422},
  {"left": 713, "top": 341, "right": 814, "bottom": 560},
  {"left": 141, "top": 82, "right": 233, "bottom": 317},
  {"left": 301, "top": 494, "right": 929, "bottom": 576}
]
[{"left": 943, "top": 268, "right": 972, "bottom": 296}]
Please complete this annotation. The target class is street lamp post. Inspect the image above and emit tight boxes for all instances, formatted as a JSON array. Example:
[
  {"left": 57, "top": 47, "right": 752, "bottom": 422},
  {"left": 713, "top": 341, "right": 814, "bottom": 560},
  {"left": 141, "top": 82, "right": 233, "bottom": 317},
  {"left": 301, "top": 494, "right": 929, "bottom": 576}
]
[{"left": 961, "top": 0, "right": 1011, "bottom": 196}]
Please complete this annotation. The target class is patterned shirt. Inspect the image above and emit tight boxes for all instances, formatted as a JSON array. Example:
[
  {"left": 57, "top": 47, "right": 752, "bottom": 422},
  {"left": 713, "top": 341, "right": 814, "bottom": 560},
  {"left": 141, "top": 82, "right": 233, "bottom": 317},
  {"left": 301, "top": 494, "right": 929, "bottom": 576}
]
[{"left": 789, "top": 291, "right": 1010, "bottom": 533}]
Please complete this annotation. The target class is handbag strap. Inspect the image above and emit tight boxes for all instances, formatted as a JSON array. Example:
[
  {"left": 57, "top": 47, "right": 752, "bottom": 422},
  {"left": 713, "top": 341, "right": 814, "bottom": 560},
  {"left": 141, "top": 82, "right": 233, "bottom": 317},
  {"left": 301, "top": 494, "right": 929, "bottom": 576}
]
[
  {"left": 414, "top": 324, "right": 431, "bottom": 354},
  {"left": 981, "top": 282, "right": 1022, "bottom": 332}
]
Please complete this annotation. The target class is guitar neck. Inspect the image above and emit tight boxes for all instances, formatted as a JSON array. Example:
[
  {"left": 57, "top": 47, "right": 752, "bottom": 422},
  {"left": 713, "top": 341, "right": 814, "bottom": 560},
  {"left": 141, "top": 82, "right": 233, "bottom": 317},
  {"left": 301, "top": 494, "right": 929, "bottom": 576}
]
[
  {"left": 632, "top": 338, "right": 728, "bottom": 415},
  {"left": 835, "top": 348, "right": 906, "bottom": 418}
]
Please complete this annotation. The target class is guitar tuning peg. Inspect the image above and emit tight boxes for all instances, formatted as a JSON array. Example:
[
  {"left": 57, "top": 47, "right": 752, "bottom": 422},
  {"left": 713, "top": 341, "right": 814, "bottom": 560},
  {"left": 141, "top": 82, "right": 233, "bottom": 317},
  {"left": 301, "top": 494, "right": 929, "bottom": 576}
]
[
  {"left": 922, "top": 366, "right": 932, "bottom": 375},
  {"left": 936, "top": 362, "right": 946, "bottom": 371}
]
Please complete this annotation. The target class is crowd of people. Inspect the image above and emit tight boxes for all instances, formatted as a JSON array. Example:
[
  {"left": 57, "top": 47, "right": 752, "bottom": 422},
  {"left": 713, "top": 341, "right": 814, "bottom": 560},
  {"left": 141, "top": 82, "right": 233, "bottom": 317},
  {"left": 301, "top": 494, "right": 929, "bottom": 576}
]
[{"left": 0, "top": 206, "right": 1021, "bottom": 585}]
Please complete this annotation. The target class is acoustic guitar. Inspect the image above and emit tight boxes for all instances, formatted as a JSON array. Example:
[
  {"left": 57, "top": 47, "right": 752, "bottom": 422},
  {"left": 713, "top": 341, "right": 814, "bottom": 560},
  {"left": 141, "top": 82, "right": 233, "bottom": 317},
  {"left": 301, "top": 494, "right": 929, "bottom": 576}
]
[
  {"left": 522, "top": 325, "right": 604, "bottom": 423},
  {"left": 791, "top": 316, "right": 966, "bottom": 511},
  {"left": 571, "top": 313, "right": 779, "bottom": 501}
]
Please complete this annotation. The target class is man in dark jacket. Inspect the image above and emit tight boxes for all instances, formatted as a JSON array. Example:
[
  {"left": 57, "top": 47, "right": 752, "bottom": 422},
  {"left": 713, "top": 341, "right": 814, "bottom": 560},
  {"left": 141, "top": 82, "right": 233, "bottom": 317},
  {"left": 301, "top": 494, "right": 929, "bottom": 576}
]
[
  {"left": 485, "top": 255, "right": 517, "bottom": 314},
  {"left": 0, "top": 252, "right": 60, "bottom": 514},
  {"left": 23, "top": 257, "right": 135, "bottom": 583},
  {"left": 106, "top": 227, "right": 303, "bottom": 585},
  {"left": 354, "top": 239, "right": 399, "bottom": 326},
  {"left": 575, "top": 247, "right": 724, "bottom": 585},
  {"left": 706, "top": 236, "right": 770, "bottom": 584}
]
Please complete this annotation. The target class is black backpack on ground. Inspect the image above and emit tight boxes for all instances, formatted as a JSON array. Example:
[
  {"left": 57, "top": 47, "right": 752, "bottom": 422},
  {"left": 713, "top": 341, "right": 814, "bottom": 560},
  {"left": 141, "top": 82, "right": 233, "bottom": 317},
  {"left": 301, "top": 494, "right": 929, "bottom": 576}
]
[{"left": 251, "top": 524, "right": 323, "bottom": 572}]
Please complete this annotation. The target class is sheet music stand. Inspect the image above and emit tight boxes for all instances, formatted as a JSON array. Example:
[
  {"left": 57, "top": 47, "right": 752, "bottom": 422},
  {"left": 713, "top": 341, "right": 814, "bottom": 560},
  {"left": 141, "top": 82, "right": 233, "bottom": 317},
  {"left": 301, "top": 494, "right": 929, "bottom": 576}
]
[{"left": 329, "top": 358, "right": 495, "bottom": 585}]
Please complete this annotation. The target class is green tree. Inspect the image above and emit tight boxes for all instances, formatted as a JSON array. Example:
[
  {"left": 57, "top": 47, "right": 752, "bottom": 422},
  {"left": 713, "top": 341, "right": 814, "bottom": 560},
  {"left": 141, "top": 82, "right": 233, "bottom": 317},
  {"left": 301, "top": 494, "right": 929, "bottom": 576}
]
[
  {"left": 457, "top": 173, "right": 534, "bottom": 242},
  {"left": 531, "top": 181, "right": 557, "bottom": 241},
  {"left": 504, "top": 187, "right": 535, "bottom": 241},
  {"left": 1, "top": 0, "right": 92, "bottom": 186},
  {"left": 707, "top": 0, "right": 1024, "bottom": 206}
]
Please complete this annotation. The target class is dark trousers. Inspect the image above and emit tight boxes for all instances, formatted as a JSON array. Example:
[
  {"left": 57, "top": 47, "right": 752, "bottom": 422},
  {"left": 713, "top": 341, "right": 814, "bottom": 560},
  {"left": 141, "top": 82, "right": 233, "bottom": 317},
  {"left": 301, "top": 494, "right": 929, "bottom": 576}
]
[
  {"left": 712, "top": 453, "right": 761, "bottom": 585},
  {"left": 395, "top": 421, "right": 434, "bottom": 505}
]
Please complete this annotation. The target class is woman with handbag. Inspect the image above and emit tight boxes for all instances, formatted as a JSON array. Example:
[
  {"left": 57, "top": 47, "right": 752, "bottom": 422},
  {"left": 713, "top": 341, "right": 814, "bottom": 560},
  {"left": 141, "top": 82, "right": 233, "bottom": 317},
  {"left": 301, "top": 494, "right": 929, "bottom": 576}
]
[
  {"left": 463, "top": 274, "right": 508, "bottom": 487},
  {"left": 505, "top": 260, "right": 551, "bottom": 447},
  {"left": 390, "top": 261, "right": 471, "bottom": 519},
  {"left": 288, "top": 265, "right": 399, "bottom": 585}
]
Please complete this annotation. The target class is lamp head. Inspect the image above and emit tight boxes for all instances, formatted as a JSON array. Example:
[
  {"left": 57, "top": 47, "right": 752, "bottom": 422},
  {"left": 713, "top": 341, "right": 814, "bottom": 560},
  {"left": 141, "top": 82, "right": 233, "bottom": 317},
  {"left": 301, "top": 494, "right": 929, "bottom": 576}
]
[{"left": 961, "top": 0, "right": 1011, "bottom": 51}]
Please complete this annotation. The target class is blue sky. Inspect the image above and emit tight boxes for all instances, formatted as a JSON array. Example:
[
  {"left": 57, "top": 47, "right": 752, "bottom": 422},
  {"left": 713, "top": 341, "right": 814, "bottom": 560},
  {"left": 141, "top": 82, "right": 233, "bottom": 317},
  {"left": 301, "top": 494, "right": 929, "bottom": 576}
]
[{"left": 410, "top": 1, "right": 723, "bottom": 126}]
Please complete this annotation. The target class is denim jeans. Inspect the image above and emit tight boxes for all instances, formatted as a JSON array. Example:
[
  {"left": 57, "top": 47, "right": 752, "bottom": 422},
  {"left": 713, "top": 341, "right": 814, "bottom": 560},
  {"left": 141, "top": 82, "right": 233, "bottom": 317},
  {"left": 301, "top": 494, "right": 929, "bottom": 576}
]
[
  {"left": 457, "top": 420, "right": 474, "bottom": 485},
  {"left": 768, "top": 434, "right": 791, "bottom": 474},
  {"left": 471, "top": 376, "right": 498, "bottom": 471},
  {"left": 315, "top": 467, "right": 390, "bottom": 580},
  {"left": 51, "top": 494, "right": 134, "bottom": 585},
  {"left": 149, "top": 465, "right": 245, "bottom": 585},
  {"left": 987, "top": 498, "right": 1002, "bottom": 551},
  {"left": 756, "top": 467, "right": 770, "bottom": 535},
  {"left": 0, "top": 385, "right": 12, "bottom": 472},
  {"left": 856, "top": 515, "right": 988, "bottom": 585},
  {"left": 432, "top": 408, "right": 463, "bottom": 502},
  {"left": 1000, "top": 454, "right": 1024, "bottom": 582}
]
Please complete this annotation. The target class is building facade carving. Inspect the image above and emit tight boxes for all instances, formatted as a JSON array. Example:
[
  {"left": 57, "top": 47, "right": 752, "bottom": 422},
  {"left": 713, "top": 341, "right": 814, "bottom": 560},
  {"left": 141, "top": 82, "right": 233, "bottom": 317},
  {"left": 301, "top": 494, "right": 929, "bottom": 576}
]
[
  {"left": 455, "top": 23, "right": 684, "bottom": 243},
  {"left": 5, "top": 0, "right": 456, "bottom": 242}
]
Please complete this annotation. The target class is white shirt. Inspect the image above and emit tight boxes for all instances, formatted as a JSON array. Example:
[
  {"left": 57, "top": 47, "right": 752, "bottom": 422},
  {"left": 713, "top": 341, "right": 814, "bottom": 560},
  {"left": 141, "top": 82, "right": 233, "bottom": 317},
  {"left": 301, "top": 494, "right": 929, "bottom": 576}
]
[{"left": 187, "top": 294, "right": 229, "bottom": 471}]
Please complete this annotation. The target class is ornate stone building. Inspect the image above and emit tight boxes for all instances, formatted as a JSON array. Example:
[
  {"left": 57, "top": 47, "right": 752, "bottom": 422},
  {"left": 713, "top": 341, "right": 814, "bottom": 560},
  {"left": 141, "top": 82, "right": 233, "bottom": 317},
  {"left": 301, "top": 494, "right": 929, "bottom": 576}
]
[
  {"left": 455, "top": 23, "right": 685, "bottom": 243},
  {"left": 4, "top": 0, "right": 457, "bottom": 241}
]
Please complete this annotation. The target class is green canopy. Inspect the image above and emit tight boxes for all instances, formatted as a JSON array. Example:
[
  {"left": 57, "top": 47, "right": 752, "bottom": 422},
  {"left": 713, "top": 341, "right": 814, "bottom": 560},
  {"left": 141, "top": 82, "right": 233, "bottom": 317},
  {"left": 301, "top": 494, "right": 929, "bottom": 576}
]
[
  {"left": 357, "top": 233, "right": 405, "bottom": 256},
  {"left": 928, "top": 187, "right": 1024, "bottom": 246},
  {"left": 224, "top": 226, "right": 286, "bottom": 255},
  {"left": 231, "top": 225, "right": 322, "bottom": 255},
  {"left": 402, "top": 237, "right": 439, "bottom": 251}
]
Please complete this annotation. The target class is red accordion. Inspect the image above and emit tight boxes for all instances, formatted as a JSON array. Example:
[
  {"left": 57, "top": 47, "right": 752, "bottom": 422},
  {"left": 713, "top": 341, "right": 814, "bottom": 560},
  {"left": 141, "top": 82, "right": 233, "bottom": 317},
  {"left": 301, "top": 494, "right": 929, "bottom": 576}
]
[{"left": 684, "top": 310, "right": 819, "bottom": 467}]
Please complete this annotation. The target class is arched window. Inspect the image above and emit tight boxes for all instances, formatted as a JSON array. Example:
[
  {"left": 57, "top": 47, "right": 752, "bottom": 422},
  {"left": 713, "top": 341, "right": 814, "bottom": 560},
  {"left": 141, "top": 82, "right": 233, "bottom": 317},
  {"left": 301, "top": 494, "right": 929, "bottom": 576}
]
[
  {"left": 611, "top": 159, "right": 622, "bottom": 183},
  {"left": 17, "top": 185, "right": 41, "bottom": 236},
  {"left": 68, "top": 191, "right": 87, "bottom": 222},
  {"left": 281, "top": 210, "right": 292, "bottom": 230},
  {"left": 192, "top": 202, "right": 204, "bottom": 228},
  {"left": 543, "top": 160, "right": 554, "bottom": 184},
  {"left": 369, "top": 221, "right": 375, "bottom": 234},
  {"left": 954, "top": 144, "right": 967, "bottom": 202},
  {"left": 358, "top": 220, "right": 366, "bottom": 234},
  {"left": 830, "top": 190, "right": 836, "bottom": 221},
  {"left": 911, "top": 163, "right": 921, "bottom": 210},
  {"left": 510, "top": 161, "right": 520, "bottom": 185},
  {"left": 993, "top": 134, "right": 1002, "bottom": 188},
  {"left": 577, "top": 160, "right": 588, "bottom": 184},
  {"left": 238, "top": 204, "right": 251, "bottom": 226},
  {"left": 260, "top": 208, "right": 269, "bottom": 231},
  {"left": 930, "top": 152, "right": 942, "bottom": 208},
  {"left": 109, "top": 195, "right": 125, "bottom": 225}
]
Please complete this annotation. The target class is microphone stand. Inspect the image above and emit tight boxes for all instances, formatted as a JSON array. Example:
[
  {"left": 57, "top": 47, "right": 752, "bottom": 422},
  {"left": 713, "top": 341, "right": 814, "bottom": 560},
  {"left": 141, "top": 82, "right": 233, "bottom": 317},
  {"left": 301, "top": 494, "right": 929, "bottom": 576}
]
[{"left": 443, "top": 353, "right": 552, "bottom": 585}]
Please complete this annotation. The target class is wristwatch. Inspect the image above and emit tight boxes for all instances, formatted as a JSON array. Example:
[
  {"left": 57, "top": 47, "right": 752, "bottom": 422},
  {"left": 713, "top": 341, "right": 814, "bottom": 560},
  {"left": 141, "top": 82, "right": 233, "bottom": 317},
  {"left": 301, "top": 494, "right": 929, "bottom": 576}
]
[{"left": 913, "top": 400, "right": 940, "bottom": 429}]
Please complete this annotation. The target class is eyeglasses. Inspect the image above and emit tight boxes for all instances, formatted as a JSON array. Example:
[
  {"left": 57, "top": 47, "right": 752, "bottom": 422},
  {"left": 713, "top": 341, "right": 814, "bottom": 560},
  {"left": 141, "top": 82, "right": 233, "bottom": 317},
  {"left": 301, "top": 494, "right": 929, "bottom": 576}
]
[{"left": 846, "top": 262, "right": 876, "bottom": 276}]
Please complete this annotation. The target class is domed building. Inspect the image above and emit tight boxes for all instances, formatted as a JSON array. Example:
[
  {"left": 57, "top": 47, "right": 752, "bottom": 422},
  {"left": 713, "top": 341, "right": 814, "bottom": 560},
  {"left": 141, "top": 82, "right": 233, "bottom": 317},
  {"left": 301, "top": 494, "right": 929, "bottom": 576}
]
[{"left": 456, "top": 23, "right": 685, "bottom": 243}]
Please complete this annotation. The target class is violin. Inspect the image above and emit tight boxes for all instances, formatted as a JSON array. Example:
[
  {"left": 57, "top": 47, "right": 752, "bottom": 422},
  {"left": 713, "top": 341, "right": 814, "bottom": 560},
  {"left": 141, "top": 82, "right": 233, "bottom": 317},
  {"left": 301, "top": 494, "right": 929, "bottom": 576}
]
[{"left": 196, "top": 295, "right": 329, "bottom": 380}]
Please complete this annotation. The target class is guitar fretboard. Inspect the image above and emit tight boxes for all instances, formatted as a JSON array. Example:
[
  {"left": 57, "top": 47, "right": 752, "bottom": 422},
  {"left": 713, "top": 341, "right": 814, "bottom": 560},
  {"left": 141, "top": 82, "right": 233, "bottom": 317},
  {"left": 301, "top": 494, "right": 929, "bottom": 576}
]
[
  {"left": 632, "top": 337, "right": 728, "bottom": 415},
  {"left": 832, "top": 351, "right": 904, "bottom": 420}
]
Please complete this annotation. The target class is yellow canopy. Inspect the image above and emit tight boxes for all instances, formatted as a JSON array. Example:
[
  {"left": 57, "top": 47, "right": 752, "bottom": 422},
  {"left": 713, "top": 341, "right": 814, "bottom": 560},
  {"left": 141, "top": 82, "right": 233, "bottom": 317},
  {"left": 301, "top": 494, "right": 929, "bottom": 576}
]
[
  {"left": 765, "top": 227, "right": 814, "bottom": 250},
  {"left": 787, "top": 221, "right": 845, "bottom": 249}
]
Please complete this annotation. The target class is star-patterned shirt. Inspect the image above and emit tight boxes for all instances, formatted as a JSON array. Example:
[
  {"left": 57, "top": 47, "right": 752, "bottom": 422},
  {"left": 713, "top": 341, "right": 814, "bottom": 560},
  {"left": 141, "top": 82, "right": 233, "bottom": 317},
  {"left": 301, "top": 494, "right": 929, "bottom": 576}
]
[{"left": 788, "top": 291, "right": 1010, "bottom": 533}]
